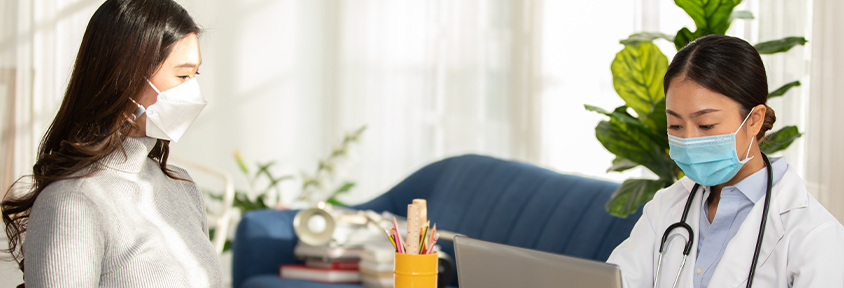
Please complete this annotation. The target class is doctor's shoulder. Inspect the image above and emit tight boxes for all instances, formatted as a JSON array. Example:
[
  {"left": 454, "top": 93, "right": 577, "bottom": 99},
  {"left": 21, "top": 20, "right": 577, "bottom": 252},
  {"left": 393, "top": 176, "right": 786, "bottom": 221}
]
[
  {"left": 640, "top": 177, "right": 697, "bottom": 215},
  {"left": 777, "top": 187, "right": 844, "bottom": 284},
  {"left": 781, "top": 189, "right": 844, "bottom": 253}
]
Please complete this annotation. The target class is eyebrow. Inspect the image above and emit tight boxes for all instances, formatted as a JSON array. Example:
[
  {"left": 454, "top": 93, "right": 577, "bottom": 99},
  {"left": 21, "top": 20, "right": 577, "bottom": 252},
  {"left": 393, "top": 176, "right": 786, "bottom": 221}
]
[
  {"left": 174, "top": 61, "right": 202, "bottom": 68},
  {"left": 666, "top": 108, "right": 721, "bottom": 119}
]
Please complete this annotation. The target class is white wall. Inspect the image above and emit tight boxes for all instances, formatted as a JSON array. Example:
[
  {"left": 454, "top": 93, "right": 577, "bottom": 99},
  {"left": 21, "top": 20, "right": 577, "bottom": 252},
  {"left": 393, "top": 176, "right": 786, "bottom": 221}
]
[
  {"left": 171, "top": 0, "right": 543, "bottom": 207},
  {"left": 168, "top": 0, "right": 339, "bottom": 205}
]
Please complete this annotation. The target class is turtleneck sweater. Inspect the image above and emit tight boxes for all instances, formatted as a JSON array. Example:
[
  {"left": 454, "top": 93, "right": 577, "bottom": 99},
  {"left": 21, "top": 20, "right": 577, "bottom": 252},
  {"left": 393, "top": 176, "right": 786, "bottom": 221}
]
[{"left": 23, "top": 136, "right": 222, "bottom": 287}]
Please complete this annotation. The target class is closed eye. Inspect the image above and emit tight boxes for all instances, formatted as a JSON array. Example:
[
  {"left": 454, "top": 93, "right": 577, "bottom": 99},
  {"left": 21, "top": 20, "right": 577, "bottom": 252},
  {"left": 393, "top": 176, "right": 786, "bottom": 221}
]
[
  {"left": 668, "top": 125, "right": 682, "bottom": 130},
  {"left": 177, "top": 71, "right": 199, "bottom": 80},
  {"left": 699, "top": 125, "right": 715, "bottom": 130}
]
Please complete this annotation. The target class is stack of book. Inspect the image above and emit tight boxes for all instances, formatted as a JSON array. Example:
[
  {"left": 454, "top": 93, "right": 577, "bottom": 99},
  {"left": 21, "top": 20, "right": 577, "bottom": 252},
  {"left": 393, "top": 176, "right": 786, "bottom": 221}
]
[
  {"left": 359, "top": 244, "right": 396, "bottom": 288},
  {"left": 279, "top": 242, "right": 364, "bottom": 283}
]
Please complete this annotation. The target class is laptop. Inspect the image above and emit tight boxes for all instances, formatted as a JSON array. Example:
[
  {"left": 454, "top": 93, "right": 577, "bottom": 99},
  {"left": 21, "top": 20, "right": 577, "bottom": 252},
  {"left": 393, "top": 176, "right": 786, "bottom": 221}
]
[{"left": 453, "top": 235, "right": 623, "bottom": 288}]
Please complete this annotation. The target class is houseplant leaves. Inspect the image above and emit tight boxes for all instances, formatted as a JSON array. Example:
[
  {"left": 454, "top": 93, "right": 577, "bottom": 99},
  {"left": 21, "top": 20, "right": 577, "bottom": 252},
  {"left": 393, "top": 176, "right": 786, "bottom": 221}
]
[
  {"left": 606, "top": 178, "right": 667, "bottom": 218},
  {"left": 595, "top": 115, "right": 675, "bottom": 181},
  {"left": 675, "top": 0, "right": 742, "bottom": 35},
  {"left": 610, "top": 41, "right": 668, "bottom": 120},
  {"left": 768, "top": 81, "right": 801, "bottom": 99},
  {"left": 620, "top": 32, "right": 675, "bottom": 46},
  {"left": 754, "top": 37, "right": 808, "bottom": 54},
  {"left": 760, "top": 126, "right": 802, "bottom": 154}
]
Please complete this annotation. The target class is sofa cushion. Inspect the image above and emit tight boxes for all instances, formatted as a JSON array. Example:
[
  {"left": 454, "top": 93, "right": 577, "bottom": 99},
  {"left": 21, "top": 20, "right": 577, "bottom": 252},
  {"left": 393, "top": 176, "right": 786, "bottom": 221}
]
[
  {"left": 354, "top": 155, "right": 643, "bottom": 286},
  {"left": 233, "top": 154, "right": 643, "bottom": 288}
]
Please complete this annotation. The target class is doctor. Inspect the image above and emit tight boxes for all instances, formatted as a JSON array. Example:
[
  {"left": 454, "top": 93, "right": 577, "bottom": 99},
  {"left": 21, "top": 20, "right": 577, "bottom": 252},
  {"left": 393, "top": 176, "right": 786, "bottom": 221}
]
[{"left": 607, "top": 34, "right": 844, "bottom": 288}]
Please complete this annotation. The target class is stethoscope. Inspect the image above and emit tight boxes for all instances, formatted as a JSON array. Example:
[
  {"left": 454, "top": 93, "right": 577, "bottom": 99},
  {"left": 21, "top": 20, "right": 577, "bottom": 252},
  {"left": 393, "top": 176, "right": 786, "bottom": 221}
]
[{"left": 653, "top": 153, "right": 773, "bottom": 288}]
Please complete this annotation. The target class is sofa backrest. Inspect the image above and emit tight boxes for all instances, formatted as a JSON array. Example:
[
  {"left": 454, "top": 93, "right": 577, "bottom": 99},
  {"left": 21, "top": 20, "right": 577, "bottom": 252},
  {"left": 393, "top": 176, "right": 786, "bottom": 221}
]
[{"left": 354, "top": 154, "right": 643, "bottom": 272}]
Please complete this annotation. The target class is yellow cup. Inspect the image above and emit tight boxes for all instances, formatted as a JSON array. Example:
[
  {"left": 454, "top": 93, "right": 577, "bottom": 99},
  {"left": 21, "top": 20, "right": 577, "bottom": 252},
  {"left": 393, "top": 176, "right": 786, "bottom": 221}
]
[{"left": 394, "top": 252, "right": 438, "bottom": 288}]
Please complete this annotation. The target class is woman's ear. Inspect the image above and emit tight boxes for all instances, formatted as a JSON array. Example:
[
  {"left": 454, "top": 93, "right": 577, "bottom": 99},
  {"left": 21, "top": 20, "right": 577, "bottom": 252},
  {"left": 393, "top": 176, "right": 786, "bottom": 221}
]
[{"left": 747, "top": 104, "right": 767, "bottom": 139}]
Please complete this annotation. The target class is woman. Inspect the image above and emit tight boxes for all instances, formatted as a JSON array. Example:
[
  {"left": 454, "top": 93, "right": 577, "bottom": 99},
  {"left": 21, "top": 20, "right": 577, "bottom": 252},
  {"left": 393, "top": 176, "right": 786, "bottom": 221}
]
[
  {"left": 1, "top": 0, "right": 222, "bottom": 287},
  {"left": 607, "top": 35, "right": 844, "bottom": 287}
]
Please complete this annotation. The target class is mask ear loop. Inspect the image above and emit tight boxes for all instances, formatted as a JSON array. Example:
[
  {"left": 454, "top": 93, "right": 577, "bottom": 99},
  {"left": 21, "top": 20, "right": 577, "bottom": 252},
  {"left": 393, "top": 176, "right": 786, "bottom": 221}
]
[
  {"left": 736, "top": 107, "right": 756, "bottom": 162},
  {"left": 147, "top": 80, "right": 161, "bottom": 94},
  {"left": 129, "top": 79, "right": 159, "bottom": 121},
  {"left": 129, "top": 98, "right": 145, "bottom": 121}
]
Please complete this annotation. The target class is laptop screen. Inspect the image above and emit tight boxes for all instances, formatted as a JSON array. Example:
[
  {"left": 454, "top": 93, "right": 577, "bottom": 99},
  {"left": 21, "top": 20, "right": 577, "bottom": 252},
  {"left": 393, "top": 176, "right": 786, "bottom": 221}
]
[{"left": 454, "top": 236, "right": 623, "bottom": 288}]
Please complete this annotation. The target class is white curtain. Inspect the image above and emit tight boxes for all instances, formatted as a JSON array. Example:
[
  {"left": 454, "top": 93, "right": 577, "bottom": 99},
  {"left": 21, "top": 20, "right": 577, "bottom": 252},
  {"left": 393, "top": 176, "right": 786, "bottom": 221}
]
[
  {"left": 326, "top": 0, "right": 542, "bottom": 203},
  {"left": 167, "top": 0, "right": 542, "bottom": 206},
  {"left": 1, "top": 0, "right": 103, "bottom": 286},
  {"left": 805, "top": 0, "right": 844, "bottom": 221},
  {"left": 0, "top": 0, "right": 102, "bottom": 195}
]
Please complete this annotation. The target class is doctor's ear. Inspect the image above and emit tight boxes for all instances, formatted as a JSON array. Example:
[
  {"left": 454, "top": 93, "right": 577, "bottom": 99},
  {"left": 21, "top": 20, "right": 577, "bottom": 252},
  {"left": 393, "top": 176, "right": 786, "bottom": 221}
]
[
  {"left": 755, "top": 105, "right": 776, "bottom": 141},
  {"left": 747, "top": 104, "right": 773, "bottom": 141}
]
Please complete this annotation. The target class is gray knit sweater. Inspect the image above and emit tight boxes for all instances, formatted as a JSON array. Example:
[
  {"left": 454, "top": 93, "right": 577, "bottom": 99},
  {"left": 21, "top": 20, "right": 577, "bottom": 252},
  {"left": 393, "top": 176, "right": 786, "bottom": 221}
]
[{"left": 24, "top": 136, "right": 222, "bottom": 287}]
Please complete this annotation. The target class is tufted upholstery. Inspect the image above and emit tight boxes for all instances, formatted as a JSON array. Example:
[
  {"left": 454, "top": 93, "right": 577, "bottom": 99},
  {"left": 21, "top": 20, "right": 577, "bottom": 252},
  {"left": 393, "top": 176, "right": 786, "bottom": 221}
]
[{"left": 232, "top": 154, "right": 643, "bottom": 288}]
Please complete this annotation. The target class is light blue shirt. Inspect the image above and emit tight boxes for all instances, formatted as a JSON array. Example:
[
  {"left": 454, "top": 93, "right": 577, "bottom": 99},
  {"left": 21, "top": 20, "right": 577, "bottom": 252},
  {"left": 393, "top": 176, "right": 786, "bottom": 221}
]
[{"left": 693, "top": 156, "right": 788, "bottom": 288}]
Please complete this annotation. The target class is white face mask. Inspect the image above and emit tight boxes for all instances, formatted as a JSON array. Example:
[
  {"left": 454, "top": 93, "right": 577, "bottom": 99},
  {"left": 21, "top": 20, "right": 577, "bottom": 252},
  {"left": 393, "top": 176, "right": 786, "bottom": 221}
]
[{"left": 130, "top": 78, "right": 206, "bottom": 142}]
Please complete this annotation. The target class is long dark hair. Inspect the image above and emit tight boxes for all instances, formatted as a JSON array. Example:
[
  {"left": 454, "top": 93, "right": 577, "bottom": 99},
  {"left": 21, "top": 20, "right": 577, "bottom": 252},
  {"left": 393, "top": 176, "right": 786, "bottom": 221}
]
[
  {"left": 664, "top": 34, "right": 775, "bottom": 141},
  {"left": 1, "top": 0, "right": 201, "bottom": 277}
]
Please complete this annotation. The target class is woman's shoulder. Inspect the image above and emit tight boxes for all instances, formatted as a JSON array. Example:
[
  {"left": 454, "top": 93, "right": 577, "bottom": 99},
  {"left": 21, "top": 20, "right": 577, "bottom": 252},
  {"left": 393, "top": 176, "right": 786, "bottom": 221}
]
[
  {"left": 38, "top": 167, "right": 130, "bottom": 203},
  {"left": 166, "top": 163, "right": 191, "bottom": 178},
  {"left": 783, "top": 191, "right": 844, "bottom": 236},
  {"left": 164, "top": 163, "right": 205, "bottom": 203},
  {"left": 645, "top": 177, "right": 697, "bottom": 211},
  {"left": 37, "top": 176, "right": 95, "bottom": 203},
  {"left": 31, "top": 177, "right": 105, "bottom": 224}
]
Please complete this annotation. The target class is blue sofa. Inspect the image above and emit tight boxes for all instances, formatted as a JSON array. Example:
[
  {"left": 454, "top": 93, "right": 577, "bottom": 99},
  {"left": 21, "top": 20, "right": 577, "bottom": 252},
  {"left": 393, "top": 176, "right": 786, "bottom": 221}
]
[{"left": 232, "top": 154, "right": 644, "bottom": 288}]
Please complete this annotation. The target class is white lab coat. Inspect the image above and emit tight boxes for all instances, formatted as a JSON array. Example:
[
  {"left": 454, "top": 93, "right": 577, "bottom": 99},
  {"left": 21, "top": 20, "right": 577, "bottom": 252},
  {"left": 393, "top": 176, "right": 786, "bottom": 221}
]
[{"left": 607, "top": 166, "right": 844, "bottom": 288}]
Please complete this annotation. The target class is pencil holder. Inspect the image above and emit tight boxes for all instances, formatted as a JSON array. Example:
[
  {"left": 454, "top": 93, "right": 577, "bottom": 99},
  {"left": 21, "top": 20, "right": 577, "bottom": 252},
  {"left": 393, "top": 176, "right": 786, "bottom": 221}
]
[{"left": 394, "top": 252, "right": 438, "bottom": 288}]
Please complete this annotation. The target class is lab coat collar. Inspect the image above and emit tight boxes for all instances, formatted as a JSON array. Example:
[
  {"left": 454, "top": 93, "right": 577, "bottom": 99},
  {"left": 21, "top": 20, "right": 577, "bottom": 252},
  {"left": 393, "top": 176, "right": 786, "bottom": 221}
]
[{"left": 707, "top": 166, "right": 808, "bottom": 288}]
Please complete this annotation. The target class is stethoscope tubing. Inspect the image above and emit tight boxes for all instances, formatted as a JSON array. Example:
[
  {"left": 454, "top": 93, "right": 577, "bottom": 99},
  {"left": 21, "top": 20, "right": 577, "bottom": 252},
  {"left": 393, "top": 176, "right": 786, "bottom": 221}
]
[
  {"left": 746, "top": 153, "right": 773, "bottom": 288},
  {"left": 653, "top": 153, "right": 772, "bottom": 288}
]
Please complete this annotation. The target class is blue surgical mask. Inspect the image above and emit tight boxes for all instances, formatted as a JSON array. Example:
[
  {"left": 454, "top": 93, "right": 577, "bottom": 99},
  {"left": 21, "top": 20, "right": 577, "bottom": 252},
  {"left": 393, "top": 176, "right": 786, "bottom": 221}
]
[{"left": 668, "top": 108, "right": 755, "bottom": 186}]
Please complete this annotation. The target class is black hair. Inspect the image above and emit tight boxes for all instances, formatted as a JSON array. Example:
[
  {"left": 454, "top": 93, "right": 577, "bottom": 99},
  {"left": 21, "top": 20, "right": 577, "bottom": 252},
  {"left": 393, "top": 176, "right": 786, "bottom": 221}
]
[{"left": 664, "top": 34, "right": 775, "bottom": 141}]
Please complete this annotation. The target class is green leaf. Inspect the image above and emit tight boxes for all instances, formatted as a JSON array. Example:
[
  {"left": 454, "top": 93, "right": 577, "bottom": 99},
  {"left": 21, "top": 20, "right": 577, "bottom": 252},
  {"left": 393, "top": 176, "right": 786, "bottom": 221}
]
[
  {"left": 608, "top": 157, "right": 640, "bottom": 173},
  {"left": 255, "top": 194, "right": 268, "bottom": 209},
  {"left": 595, "top": 119, "right": 675, "bottom": 180},
  {"left": 611, "top": 41, "right": 669, "bottom": 119},
  {"left": 640, "top": 98, "right": 668, "bottom": 140},
  {"left": 585, "top": 105, "right": 648, "bottom": 130},
  {"left": 223, "top": 240, "right": 233, "bottom": 252},
  {"left": 768, "top": 81, "right": 801, "bottom": 99},
  {"left": 232, "top": 192, "right": 250, "bottom": 212},
  {"left": 754, "top": 37, "right": 807, "bottom": 54},
  {"left": 333, "top": 182, "right": 356, "bottom": 195},
  {"left": 255, "top": 161, "right": 276, "bottom": 179},
  {"left": 673, "top": 27, "right": 701, "bottom": 50},
  {"left": 326, "top": 198, "right": 347, "bottom": 207},
  {"left": 234, "top": 150, "right": 249, "bottom": 174},
  {"left": 760, "top": 126, "right": 802, "bottom": 154},
  {"left": 232, "top": 191, "right": 269, "bottom": 213},
  {"left": 586, "top": 105, "right": 666, "bottom": 148},
  {"left": 620, "top": 32, "right": 675, "bottom": 46},
  {"left": 263, "top": 175, "right": 294, "bottom": 193},
  {"left": 729, "top": 10, "right": 754, "bottom": 21},
  {"left": 606, "top": 179, "right": 667, "bottom": 217},
  {"left": 675, "top": 0, "right": 741, "bottom": 35}
]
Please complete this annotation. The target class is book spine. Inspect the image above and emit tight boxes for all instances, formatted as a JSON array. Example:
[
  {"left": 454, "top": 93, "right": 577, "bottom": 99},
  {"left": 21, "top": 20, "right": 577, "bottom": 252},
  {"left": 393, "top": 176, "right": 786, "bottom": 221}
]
[{"left": 305, "top": 260, "right": 360, "bottom": 270}]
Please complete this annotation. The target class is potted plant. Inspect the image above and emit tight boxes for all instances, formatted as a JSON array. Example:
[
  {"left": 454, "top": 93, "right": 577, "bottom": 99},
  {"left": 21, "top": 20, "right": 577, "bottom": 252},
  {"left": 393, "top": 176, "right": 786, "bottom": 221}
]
[{"left": 586, "top": 0, "right": 806, "bottom": 218}]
